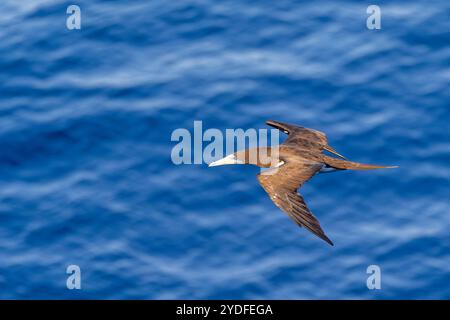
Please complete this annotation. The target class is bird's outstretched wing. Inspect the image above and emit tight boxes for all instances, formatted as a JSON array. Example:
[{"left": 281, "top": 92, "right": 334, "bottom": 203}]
[
  {"left": 266, "top": 120, "right": 346, "bottom": 159},
  {"left": 257, "top": 160, "right": 334, "bottom": 245}
]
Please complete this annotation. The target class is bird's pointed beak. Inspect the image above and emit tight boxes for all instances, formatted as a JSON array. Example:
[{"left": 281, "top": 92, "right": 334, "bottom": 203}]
[
  {"left": 324, "top": 145, "right": 346, "bottom": 160},
  {"left": 208, "top": 154, "right": 243, "bottom": 167}
]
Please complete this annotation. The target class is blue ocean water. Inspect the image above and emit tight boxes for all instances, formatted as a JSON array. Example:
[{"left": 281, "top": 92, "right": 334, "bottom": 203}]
[{"left": 0, "top": 0, "right": 449, "bottom": 299}]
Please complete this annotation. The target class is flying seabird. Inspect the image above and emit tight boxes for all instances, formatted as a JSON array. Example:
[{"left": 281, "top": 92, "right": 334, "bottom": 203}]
[{"left": 209, "top": 120, "right": 397, "bottom": 246}]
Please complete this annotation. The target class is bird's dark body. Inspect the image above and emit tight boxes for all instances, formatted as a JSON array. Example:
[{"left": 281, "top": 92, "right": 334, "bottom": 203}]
[{"left": 210, "top": 120, "right": 397, "bottom": 246}]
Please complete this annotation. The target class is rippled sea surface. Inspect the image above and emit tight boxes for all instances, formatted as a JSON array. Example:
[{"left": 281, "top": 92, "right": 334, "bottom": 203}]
[{"left": 0, "top": 0, "right": 449, "bottom": 299}]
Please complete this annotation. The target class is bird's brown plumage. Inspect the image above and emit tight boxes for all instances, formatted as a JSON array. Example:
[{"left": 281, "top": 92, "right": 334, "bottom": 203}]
[
  {"left": 209, "top": 120, "right": 397, "bottom": 246},
  {"left": 255, "top": 120, "right": 396, "bottom": 245},
  {"left": 266, "top": 120, "right": 346, "bottom": 159},
  {"left": 257, "top": 160, "right": 333, "bottom": 245}
]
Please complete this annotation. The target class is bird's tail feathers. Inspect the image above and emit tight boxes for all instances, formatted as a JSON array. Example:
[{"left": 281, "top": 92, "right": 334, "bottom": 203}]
[{"left": 323, "top": 156, "right": 398, "bottom": 170}]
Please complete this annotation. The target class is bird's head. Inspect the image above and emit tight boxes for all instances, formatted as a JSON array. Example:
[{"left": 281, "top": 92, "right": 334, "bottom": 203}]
[{"left": 208, "top": 147, "right": 280, "bottom": 168}]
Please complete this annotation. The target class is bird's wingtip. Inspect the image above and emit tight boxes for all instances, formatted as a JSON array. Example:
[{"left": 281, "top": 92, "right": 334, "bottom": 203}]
[
  {"left": 321, "top": 235, "right": 334, "bottom": 246},
  {"left": 323, "top": 145, "right": 347, "bottom": 160}
]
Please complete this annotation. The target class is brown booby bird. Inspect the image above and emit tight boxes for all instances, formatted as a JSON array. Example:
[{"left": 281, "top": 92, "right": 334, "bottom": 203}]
[{"left": 209, "top": 120, "right": 397, "bottom": 246}]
